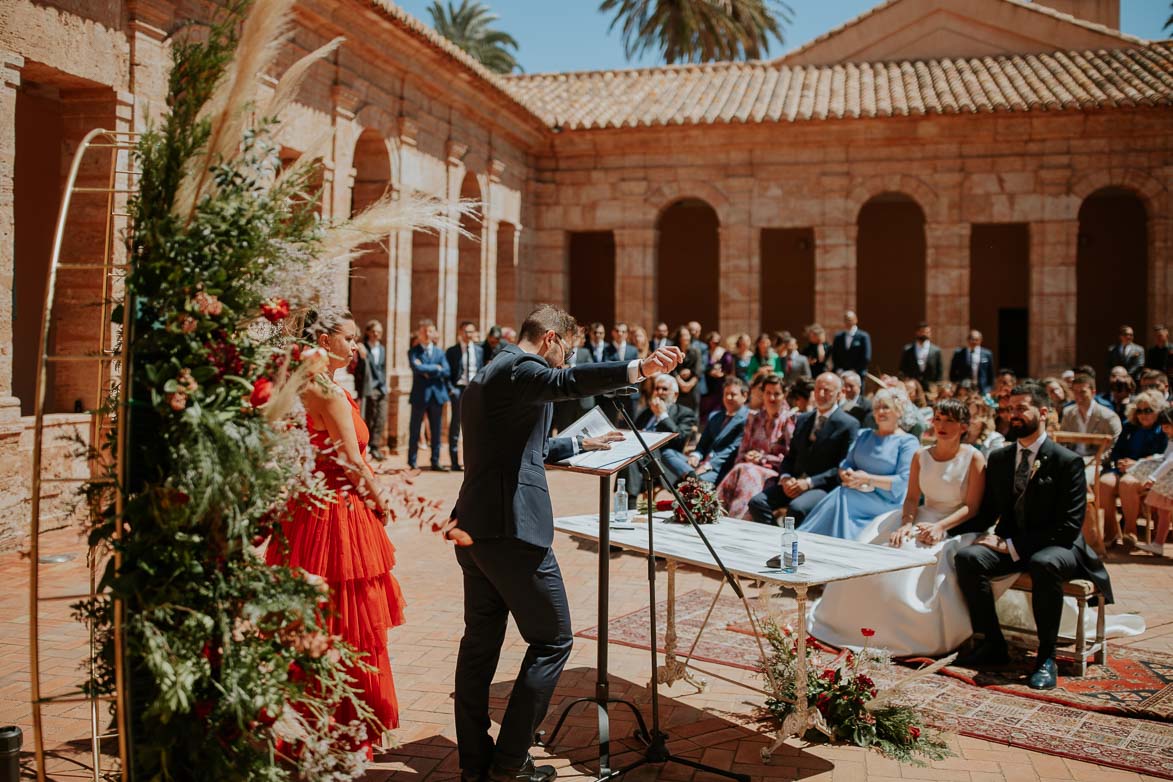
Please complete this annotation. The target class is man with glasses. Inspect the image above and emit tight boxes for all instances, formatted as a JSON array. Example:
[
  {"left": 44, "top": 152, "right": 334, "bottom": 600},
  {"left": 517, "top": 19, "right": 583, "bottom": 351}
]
[{"left": 444, "top": 305, "right": 682, "bottom": 782}]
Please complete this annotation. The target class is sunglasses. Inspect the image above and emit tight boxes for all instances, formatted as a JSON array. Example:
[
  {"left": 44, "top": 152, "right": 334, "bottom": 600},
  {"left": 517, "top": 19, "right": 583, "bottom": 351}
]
[{"left": 1136, "top": 407, "right": 1156, "bottom": 414}]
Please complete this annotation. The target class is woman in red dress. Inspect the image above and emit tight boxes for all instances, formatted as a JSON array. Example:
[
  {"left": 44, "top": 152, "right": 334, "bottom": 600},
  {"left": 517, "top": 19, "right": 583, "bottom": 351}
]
[{"left": 267, "top": 306, "right": 405, "bottom": 742}]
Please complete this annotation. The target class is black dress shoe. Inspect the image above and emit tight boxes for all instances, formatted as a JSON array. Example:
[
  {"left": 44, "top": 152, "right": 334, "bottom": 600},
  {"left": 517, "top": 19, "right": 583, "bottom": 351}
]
[
  {"left": 488, "top": 756, "right": 556, "bottom": 782},
  {"left": 431, "top": 464, "right": 451, "bottom": 472},
  {"left": 461, "top": 770, "right": 487, "bottom": 782},
  {"left": 954, "top": 641, "right": 1010, "bottom": 669},
  {"left": 1028, "top": 657, "right": 1058, "bottom": 690},
  {"left": 452, "top": 463, "right": 464, "bottom": 472}
]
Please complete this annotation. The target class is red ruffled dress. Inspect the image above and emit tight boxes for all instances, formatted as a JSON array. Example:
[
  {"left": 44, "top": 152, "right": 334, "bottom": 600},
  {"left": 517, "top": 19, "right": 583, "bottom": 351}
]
[{"left": 267, "top": 389, "right": 406, "bottom": 733}]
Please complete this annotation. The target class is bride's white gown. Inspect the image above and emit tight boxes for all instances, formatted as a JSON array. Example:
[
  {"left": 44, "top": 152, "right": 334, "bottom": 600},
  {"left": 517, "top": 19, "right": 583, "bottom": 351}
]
[{"left": 809, "top": 445, "right": 1144, "bottom": 657}]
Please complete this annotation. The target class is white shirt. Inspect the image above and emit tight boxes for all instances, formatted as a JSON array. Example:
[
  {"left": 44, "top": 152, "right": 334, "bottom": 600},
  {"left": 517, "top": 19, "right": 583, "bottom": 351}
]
[
  {"left": 1006, "top": 430, "right": 1048, "bottom": 561},
  {"left": 915, "top": 340, "right": 931, "bottom": 371},
  {"left": 846, "top": 326, "right": 858, "bottom": 339},
  {"left": 459, "top": 340, "right": 478, "bottom": 385},
  {"left": 969, "top": 348, "right": 982, "bottom": 383},
  {"left": 591, "top": 340, "right": 606, "bottom": 363}
]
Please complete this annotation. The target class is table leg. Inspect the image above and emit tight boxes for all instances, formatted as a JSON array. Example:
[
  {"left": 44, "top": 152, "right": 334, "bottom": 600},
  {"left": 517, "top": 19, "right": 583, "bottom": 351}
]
[
  {"left": 656, "top": 561, "right": 707, "bottom": 692},
  {"left": 761, "top": 584, "right": 810, "bottom": 763}
]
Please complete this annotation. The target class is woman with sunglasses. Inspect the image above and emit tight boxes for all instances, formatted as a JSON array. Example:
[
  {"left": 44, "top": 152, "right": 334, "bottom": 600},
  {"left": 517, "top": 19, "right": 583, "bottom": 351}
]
[{"left": 1097, "top": 390, "right": 1169, "bottom": 546}]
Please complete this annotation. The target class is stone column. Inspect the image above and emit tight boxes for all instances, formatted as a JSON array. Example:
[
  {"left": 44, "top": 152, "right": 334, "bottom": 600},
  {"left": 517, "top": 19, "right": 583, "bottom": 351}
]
[
  {"left": 126, "top": 2, "right": 172, "bottom": 129},
  {"left": 441, "top": 140, "right": 468, "bottom": 347},
  {"left": 0, "top": 52, "right": 24, "bottom": 419},
  {"left": 614, "top": 227, "right": 655, "bottom": 326},
  {"left": 1029, "top": 219, "right": 1079, "bottom": 374},
  {"left": 925, "top": 222, "right": 971, "bottom": 354},
  {"left": 385, "top": 124, "right": 418, "bottom": 454},
  {"left": 719, "top": 222, "right": 756, "bottom": 338},
  {"left": 813, "top": 223, "right": 856, "bottom": 326}
]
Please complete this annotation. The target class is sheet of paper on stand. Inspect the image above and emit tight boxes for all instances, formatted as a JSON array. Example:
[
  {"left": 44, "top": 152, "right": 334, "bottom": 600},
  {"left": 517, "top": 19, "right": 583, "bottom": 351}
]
[{"left": 556, "top": 407, "right": 678, "bottom": 471}]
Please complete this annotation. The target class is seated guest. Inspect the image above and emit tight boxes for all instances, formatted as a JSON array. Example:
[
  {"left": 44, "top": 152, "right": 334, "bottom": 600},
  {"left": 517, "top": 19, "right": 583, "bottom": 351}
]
[
  {"left": 631, "top": 325, "right": 651, "bottom": 359},
  {"left": 800, "top": 389, "right": 920, "bottom": 540},
  {"left": 662, "top": 377, "right": 749, "bottom": 486},
  {"left": 619, "top": 374, "right": 698, "bottom": 506},
  {"left": 964, "top": 397, "right": 1004, "bottom": 456},
  {"left": 839, "top": 370, "right": 871, "bottom": 424},
  {"left": 731, "top": 333, "right": 754, "bottom": 381},
  {"left": 671, "top": 324, "right": 703, "bottom": 411},
  {"left": 1098, "top": 390, "right": 1168, "bottom": 546},
  {"left": 1107, "top": 365, "right": 1135, "bottom": 418},
  {"left": 779, "top": 335, "right": 812, "bottom": 382},
  {"left": 651, "top": 322, "right": 672, "bottom": 351},
  {"left": 863, "top": 376, "right": 926, "bottom": 440},
  {"left": 995, "top": 368, "right": 1018, "bottom": 395},
  {"left": 700, "top": 331, "right": 734, "bottom": 423},
  {"left": 786, "top": 377, "right": 814, "bottom": 417},
  {"left": 747, "top": 332, "right": 783, "bottom": 377},
  {"left": 802, "top": 324, "right": 831, "bottom": 376},
  {"left": 953, "top": 379, "right": 975, "bottom": 404},
  {"left": 1060, "top": 373, "right": 1122, "bottom": 460},
  {"left": 747, "top": 370, "right": 769, "bottom": 411},
  {"left": 904, "top": 377, "right": 933, "bottom": 429},
  {"left": 1043, "top": 376, "right": 1071, "bottom": 413},
  {"left": 1140, "top": 368, "right": 1170, "bottom": 401},
  {"left": 994, "top": 388, "right": 1013, "bottom": 439},
  {"left": 715, "top": 374, "right": 793, "bottom": 519},
  {"left": 747, "top": 372, "right": 859, "bottom": 525}
]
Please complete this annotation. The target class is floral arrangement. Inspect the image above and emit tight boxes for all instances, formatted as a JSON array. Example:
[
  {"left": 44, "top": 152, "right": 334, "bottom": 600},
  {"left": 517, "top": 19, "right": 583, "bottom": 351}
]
[
  {"left": 761, "top": 624, "right": 952, "bottom": 766},
  {"left": 667, "top": 476, "right": 724, "bottom": 524},
  {"left": 76, "top": 1, "right": 449, "bottom": 779}
]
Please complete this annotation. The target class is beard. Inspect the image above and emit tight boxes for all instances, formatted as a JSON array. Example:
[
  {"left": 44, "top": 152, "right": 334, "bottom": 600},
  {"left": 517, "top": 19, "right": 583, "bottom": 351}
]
[{"left": 1006, "top": 416, "right": 1040, "bottom": 441}]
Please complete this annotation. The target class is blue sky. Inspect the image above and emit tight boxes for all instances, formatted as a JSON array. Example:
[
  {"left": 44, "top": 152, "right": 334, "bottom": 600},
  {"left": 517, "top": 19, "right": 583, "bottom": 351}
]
[{"left": 392, "top": 0, "right": 1170, "bottom": 74}]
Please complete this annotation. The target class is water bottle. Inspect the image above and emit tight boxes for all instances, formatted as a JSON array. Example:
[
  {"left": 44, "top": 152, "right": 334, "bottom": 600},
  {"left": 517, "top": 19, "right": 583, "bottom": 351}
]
[
  {"left": 614, "top": 478, "right": 629, "bottom": 524},
  {"left": 781, "top": 516, "right": 800, "bottom": 573},
  {"left": 0, "top": 725, "right": 21, "bottom": 782}
]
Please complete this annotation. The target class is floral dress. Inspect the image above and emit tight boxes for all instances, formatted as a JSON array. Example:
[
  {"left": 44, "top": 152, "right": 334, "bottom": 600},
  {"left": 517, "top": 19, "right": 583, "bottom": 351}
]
[{"left": 716, "top": 406, "right": 794, "bottom": 519}]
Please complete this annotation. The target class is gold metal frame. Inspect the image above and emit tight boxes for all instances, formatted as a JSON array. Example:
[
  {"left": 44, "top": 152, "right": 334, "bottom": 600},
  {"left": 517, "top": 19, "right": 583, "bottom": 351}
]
[{"left": 28, "top": 127, "right": 138, "bottom": 782}]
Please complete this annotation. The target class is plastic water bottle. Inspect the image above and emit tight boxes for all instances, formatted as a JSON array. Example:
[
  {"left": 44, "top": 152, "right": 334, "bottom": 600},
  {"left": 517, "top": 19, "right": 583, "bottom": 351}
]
[
  {"left": 781, "top": 516, "right": 800, "bottom": 573},
  {"left": 614, "top": 478, "right": 629, "bottom": 524}
]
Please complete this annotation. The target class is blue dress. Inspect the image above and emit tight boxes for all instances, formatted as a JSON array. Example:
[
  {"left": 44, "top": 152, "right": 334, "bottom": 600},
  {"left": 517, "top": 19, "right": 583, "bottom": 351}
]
[{"left": 800, "top": 429, "right": 919, "bottom": 540}]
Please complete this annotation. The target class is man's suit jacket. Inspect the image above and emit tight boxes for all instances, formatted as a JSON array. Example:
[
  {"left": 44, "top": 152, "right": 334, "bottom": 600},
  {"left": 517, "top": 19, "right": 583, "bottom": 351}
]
[
  {"left": 779, "top": 351, "right": 812, "bottom": 382},
  {"left": 1146, "top": 344, "right": 1171, "bottom": 375},
  {"left": 1107, "top": 342, "right": 1145, "bottom": 383},
  {"left": 446, "top": 341, "right": 486, "bottom": 391},
  {"left": 841, "top": 395, "right": 872, "bottom": 425},
  {"left": 408, "top": 343, "right": 450, "bottom": 406},
  {"left": 694, "top": 406, "right": 749, "bottom": 484},
  {"left": 630, "top": 403, "right": 697, "bottom": 453},
  {"left": 453, "top": 343, "right": 632, "bottom": 547},
  {"left": 953, "top": 437, "right": 1112, "bottom": 603},
  {"left": 831, "top": 329, "right": 871, "bottom": 375},
  {"left": 899, "top": 342, "right": 943, "bottom": 385},
  {"left": 779, "top": 408, "right": 860, "bottom": 491},
  {"left": 949, "top": 346, "right": 995, "bottom": 393},
  {"left": 1059, "top": 403, "right": 1123, "bottom": 453},
  {"left": 354, "top": 340, "right": 387, "bottom": 399},
  {"left": 604, "top": 342, "right": 639, "bottom": 362}
]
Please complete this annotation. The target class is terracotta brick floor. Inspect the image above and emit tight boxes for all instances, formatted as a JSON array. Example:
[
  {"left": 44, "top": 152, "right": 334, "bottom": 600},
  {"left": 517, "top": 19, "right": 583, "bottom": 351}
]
[{"left": 5, "top": 455, "right": 1173, "bottom": 781}]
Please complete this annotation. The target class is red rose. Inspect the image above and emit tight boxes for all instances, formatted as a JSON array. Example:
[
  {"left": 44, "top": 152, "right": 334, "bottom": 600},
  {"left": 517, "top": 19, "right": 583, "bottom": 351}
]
[
  {"left": 861, "top": 628, "right": 876, "bottom": 638},
  {"left": 194, "top": 700, "right": 214, "bottom": 720},
  {"left": 261, "top": 298, "right": 290, "bottom": 323},
  {"left": 909, "top": 726, "right": 921, "bottom": 740},
  {"left": 250, "top": 377, "right": 272, "bottom": 407},
  {"left": 287, "top": 660, "right": 306, "bottom": 683},
  {"left": 655, "top": 499, "right": 674, "bottom": 511}
]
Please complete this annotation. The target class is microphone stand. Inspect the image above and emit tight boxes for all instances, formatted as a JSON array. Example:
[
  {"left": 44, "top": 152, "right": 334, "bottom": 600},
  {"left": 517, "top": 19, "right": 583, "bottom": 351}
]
[{"left": 598, "top": 393, "right": 749, "bottom": 782}]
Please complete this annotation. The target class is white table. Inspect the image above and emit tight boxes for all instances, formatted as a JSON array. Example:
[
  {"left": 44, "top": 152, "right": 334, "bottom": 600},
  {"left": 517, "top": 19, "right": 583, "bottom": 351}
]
[{"left": 555, "top": 512, "right": 938, "bottom": 760}]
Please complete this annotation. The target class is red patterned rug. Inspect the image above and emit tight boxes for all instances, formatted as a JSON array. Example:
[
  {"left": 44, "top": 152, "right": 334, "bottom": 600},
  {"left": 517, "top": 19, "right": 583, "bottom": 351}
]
[{"left": 578, "top": 589, "right": 1173, "bottom": 779}]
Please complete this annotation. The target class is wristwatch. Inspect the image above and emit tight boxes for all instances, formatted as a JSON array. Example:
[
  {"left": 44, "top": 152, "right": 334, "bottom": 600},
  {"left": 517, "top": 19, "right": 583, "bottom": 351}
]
[{"left": 576, "top": 433, "right": 587, "bottom": 450}]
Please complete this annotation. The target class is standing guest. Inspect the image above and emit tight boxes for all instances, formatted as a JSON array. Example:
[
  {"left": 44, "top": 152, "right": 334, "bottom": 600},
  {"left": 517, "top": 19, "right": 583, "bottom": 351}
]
[
  {"left": 651, "top": 322, "right": 672, "bottom": 351},
  {"left": 715, "top": 374, "right": 793, "bottom": 520},
  {"left": 1097, "top": 390, "right": 1168, "bottom": 546},
  {"left": 618, "top": 374, "right": 697, "bottom": 503},
  {"left": 584, "top": 322, "right": 608, "bottom": 364},
  {"left": 802, "top": 324, "right": 832, "bottom": 376},
  {"left": 899, "top": 321, "right": 943, "bottom": 386},
  {"left": 631, "top": 325, "right": 651, "bottom": 359},
  {"left": 444, "top": 306, "right": 682, "bottom": 782},
  {"left": 501, "top": 326, "right": 517, "bottom": 345},
  {"left": 800, "top": 388, "right": 920, "bottom": 540},
  {"left": 1107, "top": 324, "right": 1146, "bottom": 386},
  {"left": 446, "top": 321, "right": 485, "bottom": 471},
  {"left": 688, "top": 320, "right": 708, "bottom": 381},
  {"left": 831, "top": 309, "right": 871, "bottom": 376},
  {"left": 949, "top": 330, "right": 995, "bottom": 394},
  {"left": 408, "top": 319, "right": 450, "bottom": 471},
  {"left": 1060, "top": 373, "right": 1122, "bottom": 459},
  {"left": 747, "top": 332, "right": 783, "bottom": 377},
  {"left": 700, "top": 330, "right": 733, "bottom": 422},
  {"left": 839, "top": 370, "right": 872, "bottom": 425},
  {"left": 354, "top": 319, "right": 389, "bottom": 461},
  {"left": 1107, "top": 366, "right": 1135, "bottom": 418},
  {"left": 482, "top": 325, "right": 504, "bottom": 364},
  {"left": 779, "top": 335, "right": 812, "bottom": 382},
  {"left": 664, "top": 376, "right": 750, "bottom": 486},
  {"left": 747, "top": 373, "right": 859, "bottom": 525},
  {"left": 1147, "top": 325, "right": 1171, "bottom": 376},
  {"left": 672, "top": 325, "right": 703, "bottom": 411},
  {"left": 605, "top": 322, "right": 638, "bottom": 363},
  {"left": 952, "top": 382, "right": 1112, "bottom": 690},
  {"left": 268, "top": 307, "right": 405, "bottom": 742},
  {"left": 732, "top": 333, "right": 754, "bottom": 380}
]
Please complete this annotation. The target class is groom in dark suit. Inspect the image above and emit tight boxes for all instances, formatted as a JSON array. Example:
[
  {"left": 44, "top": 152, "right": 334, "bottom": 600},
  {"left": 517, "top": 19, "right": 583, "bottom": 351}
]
[
  {"left": 953, "top": 381, "right": 1113, "bottom": 690},
  {"left": 446, "top": 305, "right": 683, "bottom": 782}
]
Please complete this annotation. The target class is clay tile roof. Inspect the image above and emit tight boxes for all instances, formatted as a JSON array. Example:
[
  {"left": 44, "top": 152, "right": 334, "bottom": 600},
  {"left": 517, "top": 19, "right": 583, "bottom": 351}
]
[{"left": 502, "top": 43, "right": 1173, "bottom": 131}]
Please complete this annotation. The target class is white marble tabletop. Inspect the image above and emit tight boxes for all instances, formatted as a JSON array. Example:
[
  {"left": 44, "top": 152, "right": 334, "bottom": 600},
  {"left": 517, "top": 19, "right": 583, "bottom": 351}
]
[{"left": 555, "top": 512, "right": 938, "bottom": 587}]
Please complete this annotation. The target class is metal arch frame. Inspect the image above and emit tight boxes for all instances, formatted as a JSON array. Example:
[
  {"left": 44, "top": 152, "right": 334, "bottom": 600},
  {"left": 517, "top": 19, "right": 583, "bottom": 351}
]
[{"left": 28, "top": 127, "right": 138, "bottom": 782}]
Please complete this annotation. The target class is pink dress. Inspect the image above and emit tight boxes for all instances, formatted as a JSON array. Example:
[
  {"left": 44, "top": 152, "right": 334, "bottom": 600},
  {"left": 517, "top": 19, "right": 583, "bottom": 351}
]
[{"left": 716, "top": 406, "right": 794, "bottom": 519}]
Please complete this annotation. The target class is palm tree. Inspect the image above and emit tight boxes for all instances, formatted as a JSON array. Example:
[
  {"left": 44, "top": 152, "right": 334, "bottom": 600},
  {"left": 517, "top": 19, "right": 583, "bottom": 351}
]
[
  {"left": 601, "top": 0, "right": 792, "bottom": 64},
  {"left": 427, "top": 0, "right": 522, "bottom": 74}
]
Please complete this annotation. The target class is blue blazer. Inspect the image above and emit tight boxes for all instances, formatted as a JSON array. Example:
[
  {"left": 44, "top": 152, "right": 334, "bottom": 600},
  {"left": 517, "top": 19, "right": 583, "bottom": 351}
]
[
  {"left": 694, "top": 406, "right": 749, "bottom": 484},
  {"left": 408, "top": 343, "right": 450, "bottom": 406},
  {"left": 453, "top": 343, "right": 634, "bottom": 547},
  {"left": 949, "top": 346, "right": 995, "bottom": 393},
  {"left": 831, "top": 329, "right": 871, "bottom": 375},
  {"left": 446, "top": 341, "right": 486, "bottom": 389},
  {"left": 604, "top": 342, "right": 639, "bottom": 362}
]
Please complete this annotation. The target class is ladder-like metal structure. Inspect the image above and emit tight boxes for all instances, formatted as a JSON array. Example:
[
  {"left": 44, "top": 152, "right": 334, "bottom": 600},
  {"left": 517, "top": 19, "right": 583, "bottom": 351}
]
[{"left": 28, "top": 127, "right": 138, "bottom": 782}]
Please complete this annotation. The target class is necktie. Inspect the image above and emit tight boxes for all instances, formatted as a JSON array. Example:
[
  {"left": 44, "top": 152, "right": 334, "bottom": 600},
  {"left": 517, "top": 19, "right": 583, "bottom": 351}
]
[
  {"left": 811, "top": 414, "right": 826, "bottom": 442},
  {"left": 1014, "top": 448, "right": 1032, "bottom": 495}
]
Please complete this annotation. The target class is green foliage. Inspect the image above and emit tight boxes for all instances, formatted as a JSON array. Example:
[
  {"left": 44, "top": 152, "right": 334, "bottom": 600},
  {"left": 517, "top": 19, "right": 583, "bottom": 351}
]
[
  {"left": 427, "top": 0, "right": 523, "bottom": 74},
  {"left": 600, "top": 0, "right": 792, "bottom": 64}
]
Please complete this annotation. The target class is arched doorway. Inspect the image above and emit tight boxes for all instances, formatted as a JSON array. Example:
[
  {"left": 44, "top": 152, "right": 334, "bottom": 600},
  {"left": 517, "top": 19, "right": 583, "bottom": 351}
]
[
  {"left": 457, "top": 173, "right": 483, "bottom": 332},
  {"left": 1077, "top": 187, "right": 1148, "bottom": 371},
  {"left": 656, "top": 199, "right": 719, "bottom": 332},
  {"left": 856, "top": 193, "right": 926, "bottom": 374},
  {"left": 347, "top": 129, "right": 391, "bottom": 333}
]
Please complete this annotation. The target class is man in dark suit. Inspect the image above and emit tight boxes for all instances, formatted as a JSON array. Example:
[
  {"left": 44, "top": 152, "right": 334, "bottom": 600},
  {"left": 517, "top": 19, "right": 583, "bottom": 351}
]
[
  {"left": 445, "top": 305, "right": 683, "bottom": 782},
  {"left": 748, "top": 372, "right": 860, "bottom": 525},
  {"left": 408, "top": 318, "right": 450, "bottom": 471},
  {"left": 1107, "top": 324, "right": 1145, "bottom": 386},
  {"left": 353, "top": 319, "right": 388, "bottom": 460},
  {"left": 661, "top": 376, "right": 749, "bottom": 485},
  {"left": 482, "top": 325, "right": 504, "bottom": 364},
  {"left": 1147, "top": 324, "right": 1171, "bottom": 376},
  {"left": 446, "top": 320, "right": 485, "bottom": 471},
  {"left": 651, "top": 321, "right": 672, "bottom": 351},
  {"left": 839, "top": 370, "right": 871, "bottom": 425},
  {"left": 899, "top": 321, "right": 942, "bottom": 386},
  {"left": 953, "top": 381, "right": 1113, "bottom": 690},
  {"left": 831, "top": 309, "right": 871, "bottom": 376},
  {"left": 949, "top": 329, "right": 995, "bottom": 393},
  {"left": 617, "top": 374, "right": 697, "bottom": 503},
  {"left": 604, "top": 322, "right": 639, "bottom": 424}
]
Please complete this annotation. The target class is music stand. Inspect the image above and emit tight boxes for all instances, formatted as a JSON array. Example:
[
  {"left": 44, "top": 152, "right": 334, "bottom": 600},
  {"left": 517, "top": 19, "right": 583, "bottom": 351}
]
[{"left": 542, "top": 431, "right": 675, "bottom": 779}]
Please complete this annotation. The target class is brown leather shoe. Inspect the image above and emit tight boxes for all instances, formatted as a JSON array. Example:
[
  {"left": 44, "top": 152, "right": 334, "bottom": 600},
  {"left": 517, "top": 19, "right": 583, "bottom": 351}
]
[{"left": 487, "top": 756, "right": 556, "bottom": 782}]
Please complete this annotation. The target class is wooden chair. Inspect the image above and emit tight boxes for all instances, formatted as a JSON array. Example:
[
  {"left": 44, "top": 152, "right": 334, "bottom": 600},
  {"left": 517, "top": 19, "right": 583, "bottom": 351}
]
[
  {"left": 1003, "top": 574, "right": 1107, "bottom": 676},
  {"left": 1050, "top": 431, "right": 1115, "bottom": 557}
]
